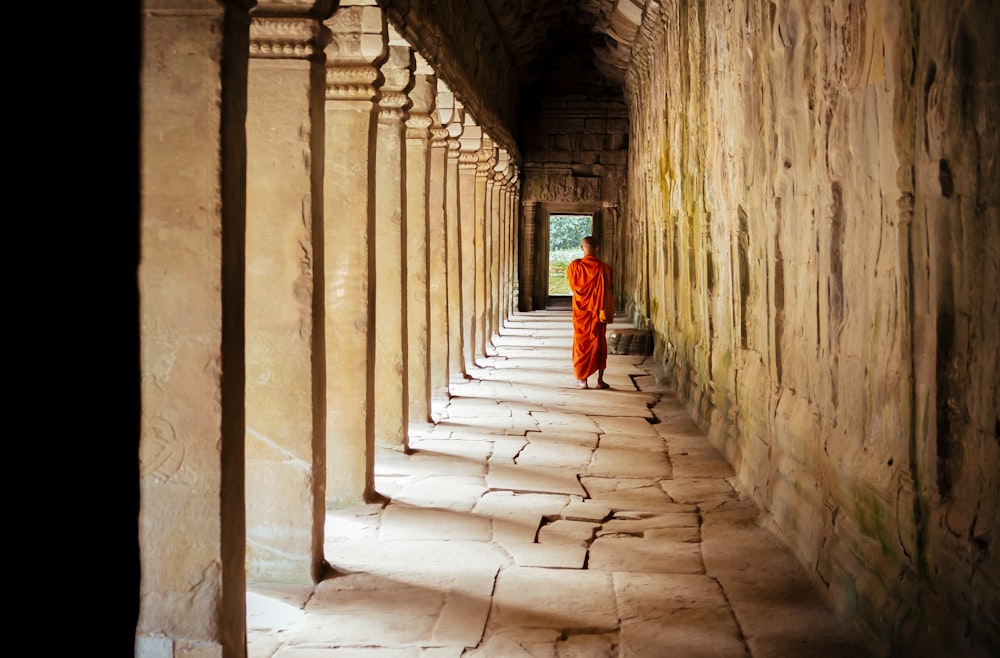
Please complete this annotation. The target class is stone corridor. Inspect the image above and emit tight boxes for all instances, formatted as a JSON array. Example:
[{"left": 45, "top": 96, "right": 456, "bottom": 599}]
[
  {"left": 138, "top": 1, "right": 999, "bottom": 656},
  {"left": 246, "top": 310, "right": 869, "bottom": 657}
]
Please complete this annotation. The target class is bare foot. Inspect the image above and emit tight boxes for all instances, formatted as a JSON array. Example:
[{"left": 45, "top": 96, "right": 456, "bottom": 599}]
[
  {"left": 596, "top": 381, "right": 610, "bottom": 389},
  {"left": 576, "top": 380, "right": 588, "bottom": 389}
]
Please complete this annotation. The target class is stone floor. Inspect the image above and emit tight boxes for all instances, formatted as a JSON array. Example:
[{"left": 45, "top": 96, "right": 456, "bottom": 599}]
[{"left": 247, "top": 310, "right": 873, "bottom": 657}]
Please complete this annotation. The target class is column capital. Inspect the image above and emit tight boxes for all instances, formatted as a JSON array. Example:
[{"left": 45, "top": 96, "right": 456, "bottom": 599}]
[
  {"left": 324, "top": 4, "right": 387, "bottom": 101},
  {"left": 250, "top": 15, "right": 327, "bottom": 61},
  {"left": 379, "top": 44, "right": 414, "bottom": 121},
  {"left": 324, "top": 4, "right": 386, "bottom": 66},
  {"left": 477, "top": 138, "right": 497, "bottom": 178},
  {"left": 406, "top": 71, "right": 437, "bottom": 139},
  {"left": 430, "top": 125, "right": 450, "bottom": 148}
]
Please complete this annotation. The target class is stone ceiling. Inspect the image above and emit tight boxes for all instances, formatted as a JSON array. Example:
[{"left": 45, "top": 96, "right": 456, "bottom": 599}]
[
  {"left": 380, "top": 0, "right": 651, "bottom": 160},
  {"left": 482, "top": 0, "right": 648, "bottom": 86}
]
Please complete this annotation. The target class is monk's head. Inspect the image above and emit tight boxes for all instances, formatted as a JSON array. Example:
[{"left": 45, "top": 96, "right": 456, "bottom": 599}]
[{"left": 581, "top": 235, "right": 599, "bottom": 256}]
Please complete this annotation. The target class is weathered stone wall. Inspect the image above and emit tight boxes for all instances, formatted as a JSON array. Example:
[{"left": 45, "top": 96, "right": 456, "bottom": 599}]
[{"left": 622, "top": 1, "right": 998, "bottom": 656}]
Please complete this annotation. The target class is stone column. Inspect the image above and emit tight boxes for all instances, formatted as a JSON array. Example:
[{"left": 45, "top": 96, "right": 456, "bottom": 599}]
[
  {"left": 374, "top": 42, "right": 413, "bottom": 449},
  {"left": 428, "top": 82, "right": 452, "bottom": 398},
  {"left": 487, "top": 150, "right": 506, "bottom": 350},
  {"left": 138, "top": 0, "right": 250, "bottom": 655},
  {"left": 474, "top": 137, "right": 494, "bottom": 361},
  {"left": 404, "top": 56, "right": 436, "bottom": 428},
  {"left": 322, "top": 0, "right": 386, "bottom": 503},
  {"left": 245, "top": 4, "right": 332, "bottom": 586},
  {"left": 445, "top": 99, "right": 466, "bottom": 381},
  {"left": 458, "top": 116, "right": 482, "bottom": 371},
  {"left": 520, "top": 201, "right": 536, "bottom": 311},
  {"left": 507, "top": 165, "right": 521, "bottom": 320},
  {"left": 488, "top": 149, "right": 508, "bottom": 340}
]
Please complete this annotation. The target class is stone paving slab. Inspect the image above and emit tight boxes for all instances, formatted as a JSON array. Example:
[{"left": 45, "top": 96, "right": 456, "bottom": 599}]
[
  {"left": 587, "top": 446, "right": 672, "bottom": 478},
  {"left": 662, "top": 476, "right": 739, "bottom": 510},
  {"left": 580, "top": 476, "right": 674, "bottom": 511},
  {"left": 489, "top": 567, "right": 619, "bottom": 631},
  {"left": 487, "top": 462, "right": 588, "bottom": 497},
  {"left": 525, "top": 428, "right": 601, "bottom": 450},
  {"left": 589, "top": 534, "right": 705, "bottom": 573},
  {"left": 385, "top": 475, "right": 488, "bottom": 511},
  {"left": 504, "top": 539, "right": 588, "bottom": 568},
  {"left": 613, "top": 572, "right": 749, "bottom": 657},
  {"left": 378, "top": 504, "right": 492, "bottom": 541},
  {"left": 517, "top": 437, "right": 594, "bottom": 469},
  {"left": 463, "top": 628, "right": 617, "bottom": 658},
  {"left": 537, "top": 518, "right": 600, "bottom": 546},
  {"left": 599, "top": 510, "right": 700, "bottom": 536},
  {"left": 561, "top": 499, "right": 613, "bottom": 522},
  {"left": 473, "top": 491, "right": 569, "bottom": 545}
]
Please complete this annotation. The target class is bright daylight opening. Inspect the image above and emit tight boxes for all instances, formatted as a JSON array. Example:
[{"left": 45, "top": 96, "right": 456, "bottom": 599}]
[{"left": 548, "top": 214, "right": 593, "bottom": 296}]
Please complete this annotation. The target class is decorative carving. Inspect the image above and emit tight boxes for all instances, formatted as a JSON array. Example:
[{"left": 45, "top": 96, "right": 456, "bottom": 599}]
[
  {"left": 406, "top": 114, "right": 434, "bottom": 139},
  {"left": 325, "top": 65, "right": 380, "bottom": 100},
  {"left": 250, "top": 16, "right": 322, "bottom": 60},
  {"left": 430, "top": 125, "right": 450, "bottom": 145}
]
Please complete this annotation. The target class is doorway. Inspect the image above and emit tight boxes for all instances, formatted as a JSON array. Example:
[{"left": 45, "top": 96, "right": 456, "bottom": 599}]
[{"left": 548, "top": 213, "right": 593, "bottom": 307}]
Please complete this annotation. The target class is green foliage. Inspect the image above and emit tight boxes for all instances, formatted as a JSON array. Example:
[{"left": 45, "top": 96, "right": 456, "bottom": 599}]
[
  {"left": 548, "top": 249, "right": 579, "bottom": 295},
  {"left": 548, "top": 215, "right": 591, "bottom": 295},
  {"left": 549, "top": 214, "right": 592, "bottom": 250}
]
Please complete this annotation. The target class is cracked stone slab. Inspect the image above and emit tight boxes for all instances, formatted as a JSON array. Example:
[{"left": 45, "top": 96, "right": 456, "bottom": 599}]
[
  {"left": 473, "top": 490, "right": 570, "bottom": 545},
  {"left": 561, "top": 499, "right": 613, "bottom": 522},
  {"left": 599, "top": 510, "right": 700, "bottom": 536},
  {"left": 516, "top": 439, "right": 594, "bottom": 470},
  {"left": 503, "top": 540, "right": 588, "bottom": 568},
  {"left": 661, "top": 476, "right": 739, "bottom": 509},
  {"left": 587, "top": 446, "right": 672, "bottom": 478},
  {"left": 464, "top": 628, "right": 617, "bottom": 658},
  {"left": 490, "top": 567, "right": 619, "bottom": 631},
  {"left": 580, "top": 476, "right": 674, "bottom": 510},
  {"left": 524, "top": 428, "right": 600, "bottom": 450},
  {"left": 537, "top": 519, "right": 600, "bottom": 546},
  {"left": 596, "top": 432, "right": 667, "bottom": 452},
  {"left": 531, "top": 411, "right": 603, "bottom": 433},
  {"left": 593, "top": 416, "right": 662, "bottom": 437},
  {"left": 613, "top": 572, "right": 749, "bottom": 657},
  {"left": 285, "top": 572, "right": 447, "bottom": 647},
  {"left": 487, "top": 462, "right": 588, "bottom": 497},
  {"left": 588, "top": 534, "right": 704, "bottom": 573},
  {"left": 491, "top": 436, "right": 528, "bottom": 461}
]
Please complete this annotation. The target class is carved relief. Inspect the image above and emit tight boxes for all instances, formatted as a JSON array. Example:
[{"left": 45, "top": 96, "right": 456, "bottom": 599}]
[{"left": 141, "top": 415, "right": 186, "bottom": 483}]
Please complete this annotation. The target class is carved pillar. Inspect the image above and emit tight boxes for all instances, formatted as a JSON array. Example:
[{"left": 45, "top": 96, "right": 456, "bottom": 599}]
[
  {"left": 487, "top": 149, "right": 505, "bottom": 349},
  {"left": 428, "top": 83, "right": 451, "bottom": 397},
  {"left": 474, "top": 137, "right": 494, "bottom": 360},
  {"left": 404, "top": 56, "right": 436, "bottom": 428},
  {"left": 374, "top": 42, "right": 413, "bottom": 449},
  {"left": 507, "top": 166, "right": 521, "bottom": 320},
  {"left": 445, "top": 97, "right": 466, "bottom": 381},
  {"left": 489, "top": 149, "right": 509, "bottom": 346},
  {"left": 322, "top": 0, "right": 386, "bottom": 503},
  {"left": 245, "top": 5, "right": 331, "bottom": 586},
  {"left": 458, "top": 115, "right": 482, "bottom": 371},
  {"left": 138, "top": 0, "right": 251, "bottom": 655},
  {"left": 520, "top": 201, "right": 537, "bottom": 311}
]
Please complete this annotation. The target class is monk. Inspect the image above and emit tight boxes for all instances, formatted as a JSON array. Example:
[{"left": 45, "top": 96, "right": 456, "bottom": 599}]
[{"left": 566, "top": 235, "right": 613, "bottom": 389}]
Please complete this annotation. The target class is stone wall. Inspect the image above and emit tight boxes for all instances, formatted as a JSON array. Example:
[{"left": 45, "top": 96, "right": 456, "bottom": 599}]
[{"left": 621, "top": 1, "right": 998, "bottom": 656}]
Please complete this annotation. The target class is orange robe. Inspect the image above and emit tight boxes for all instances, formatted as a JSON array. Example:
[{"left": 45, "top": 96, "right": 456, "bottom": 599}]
[{"left": 567, "top": 255, "right": 612, "bottom": 381}]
